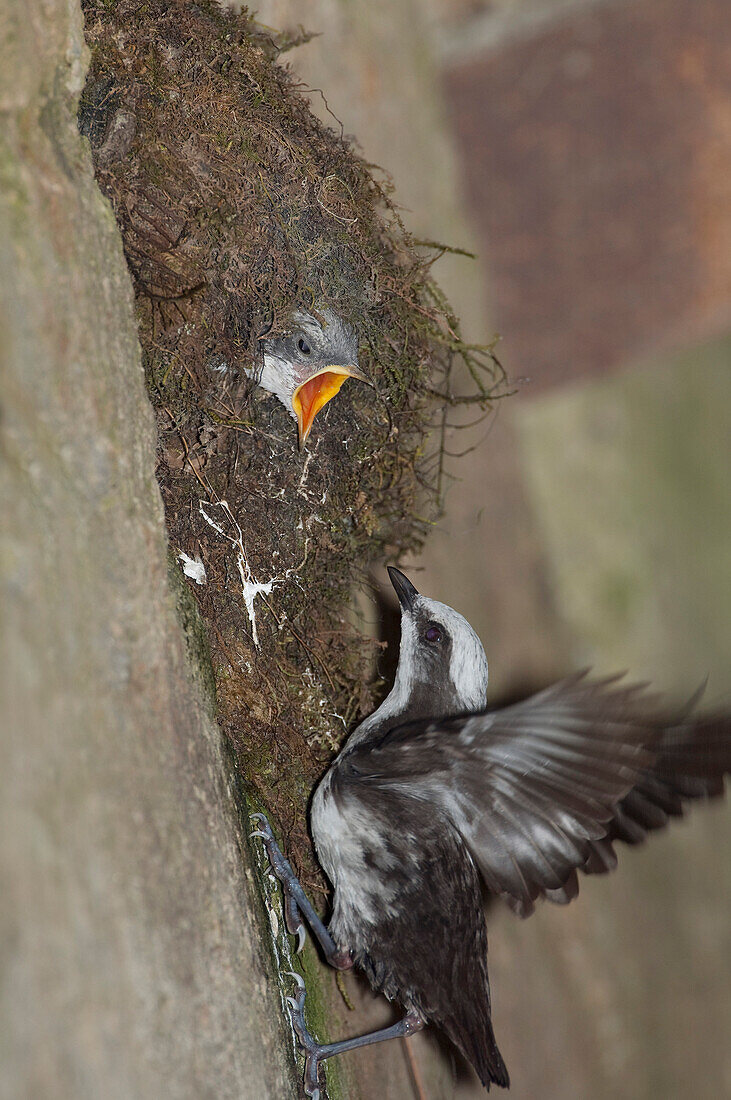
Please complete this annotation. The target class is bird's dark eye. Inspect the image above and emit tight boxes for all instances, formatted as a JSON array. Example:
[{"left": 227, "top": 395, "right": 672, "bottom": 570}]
[
  {"left": 298, "top": 338, "right": 311, "bottom": 355},
  {"left": 424, "top": 626, "right": 443, "bottom": 644}
]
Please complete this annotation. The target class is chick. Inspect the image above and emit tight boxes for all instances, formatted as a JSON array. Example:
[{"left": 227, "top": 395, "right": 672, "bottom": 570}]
[{"left": 258, "top": 308, "right": 368, "bottom": 447}]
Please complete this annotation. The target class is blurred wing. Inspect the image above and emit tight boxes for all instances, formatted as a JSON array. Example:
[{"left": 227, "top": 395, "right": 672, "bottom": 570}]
[
  {"left": 350, "top": 673, "right": 730, "bottom": 917},
  {"left": 582, "top": 712, "right": 731, "bottom": 877}
]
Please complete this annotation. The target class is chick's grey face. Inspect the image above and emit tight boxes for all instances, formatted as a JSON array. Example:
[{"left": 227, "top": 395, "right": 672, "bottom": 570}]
[
  {"left": 270, "top": 310, "right": 358, "bottom": 383},
  {"left": 262, "top": 309, "right": 364, "bottom": 446}
]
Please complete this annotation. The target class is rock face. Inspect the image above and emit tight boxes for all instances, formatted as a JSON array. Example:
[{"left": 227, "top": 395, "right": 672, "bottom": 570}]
[{"left": 0, "top": 3, "right": 294, "bottom": 1096}]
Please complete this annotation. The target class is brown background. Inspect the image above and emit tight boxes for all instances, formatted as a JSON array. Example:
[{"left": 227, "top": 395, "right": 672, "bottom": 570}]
[{"left": 257, "top": 1, "right": 731, "bottom": 1097}]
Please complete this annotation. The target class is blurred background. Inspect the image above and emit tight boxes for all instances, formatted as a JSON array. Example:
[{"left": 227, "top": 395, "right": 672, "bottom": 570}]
[{"left": 256, "top": 1, "right": 730, "bottom": 1097}]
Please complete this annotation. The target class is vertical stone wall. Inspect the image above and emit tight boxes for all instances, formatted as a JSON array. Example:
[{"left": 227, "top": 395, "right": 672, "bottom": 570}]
[{"left": 0, "top": 3, "right": 293, "bottom": 1097}]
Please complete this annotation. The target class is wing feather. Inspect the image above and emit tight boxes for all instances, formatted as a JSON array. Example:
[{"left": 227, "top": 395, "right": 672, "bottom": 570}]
[
  {"left": 580, "top": 711, "right": 731, "bottom": 876},
  {"left": 350, "top": 674, "right": 729, "bottom": 916}
]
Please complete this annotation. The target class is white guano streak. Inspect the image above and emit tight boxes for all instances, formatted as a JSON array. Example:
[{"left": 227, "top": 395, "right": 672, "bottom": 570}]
[
  {"left": 177, "top": 551, "right": 207, "bottom": 586},
  {"left": 199, "top": 500, "right": 273, "bottom": 647}
]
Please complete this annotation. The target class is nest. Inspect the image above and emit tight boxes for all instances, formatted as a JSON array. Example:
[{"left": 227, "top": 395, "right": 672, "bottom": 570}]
[{"left": 79, "top": 0, "right": 505, "bottom": 885}]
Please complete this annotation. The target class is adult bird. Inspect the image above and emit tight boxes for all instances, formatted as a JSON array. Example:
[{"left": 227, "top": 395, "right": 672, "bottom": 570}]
[
  {"left": 257, "top": 307, "right": 368, "bottom": 447},
  {"left": 252, "top": 568, "right": 729, "bottom": 1097}
]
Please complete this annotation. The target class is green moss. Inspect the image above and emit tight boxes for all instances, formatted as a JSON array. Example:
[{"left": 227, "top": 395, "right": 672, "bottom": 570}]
[
  {"left": 297, "top": 944, "right": 351, "bottom": 1100},
  {"left": 242, "top": 789, "right": 352, "bottom": 1100},
  {"left": 166, "top": 548, "right": 217, "bottom": 716}
]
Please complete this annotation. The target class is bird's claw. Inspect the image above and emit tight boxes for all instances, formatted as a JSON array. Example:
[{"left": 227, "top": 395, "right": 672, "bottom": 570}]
[
  {"left": 284, "top": 969, "right": 305, "bottom": 987},
  {"left": 249, "top": 814, "right": 289, "bottom": 877},
  {"left": 249, "top": 813, "right": 308, "bottom": 950},
  {"left": 285, "top": 893, "right": 306, "bottom": 950},
  {"left": 283, "top": 970, "right": 307, "bottom": 1030},
  {"left": 284, "top": 972, "right": 322, "bottom": 1098}
]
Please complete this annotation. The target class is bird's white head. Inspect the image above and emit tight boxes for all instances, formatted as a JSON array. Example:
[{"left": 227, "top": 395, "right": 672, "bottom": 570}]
[
  {"left": 383, "top": 567, "right": 489, "bottom": 722},
  {"left": 260, "top": 308, "right": 368, "bottom": 447}
]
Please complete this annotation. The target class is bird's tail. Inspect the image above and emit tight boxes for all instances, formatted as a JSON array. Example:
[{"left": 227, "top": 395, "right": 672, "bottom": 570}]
[
  {"left": 445, "top": 1009, "right": 510, "bottom": 1091},
  {"left": 473, "top": 1018, "right": 510, "bottom": 1091}
]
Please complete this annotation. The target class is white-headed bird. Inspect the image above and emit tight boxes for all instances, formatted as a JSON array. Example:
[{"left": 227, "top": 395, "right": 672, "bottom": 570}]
[
  {"left": 252, "top": 568, "right": 730, "bottom": 1097},
  {"left": 258, "top": 308, "right": 368, "bottom": 448}
]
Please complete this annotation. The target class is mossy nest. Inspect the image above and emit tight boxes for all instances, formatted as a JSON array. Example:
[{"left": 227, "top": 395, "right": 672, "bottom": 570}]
[{"left": 79, "top": 0, "right": 504, "bottom": 884}]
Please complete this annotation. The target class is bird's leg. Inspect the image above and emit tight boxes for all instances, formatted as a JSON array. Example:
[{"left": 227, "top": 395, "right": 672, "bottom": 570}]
[
  {"left": 286, "top": 971, "right": 424, "bottom": 1100},
  {"left": 250, "top": 813, "right": 353, "bottom": 969}
]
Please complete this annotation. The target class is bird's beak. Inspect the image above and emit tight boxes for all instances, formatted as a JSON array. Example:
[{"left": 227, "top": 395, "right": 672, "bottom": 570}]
[
  {"left": 387, "top": 566, "right": 419, "bottom": 613},
  {"left": 292, "top": 364, "right": 369, "bottom": 449}
]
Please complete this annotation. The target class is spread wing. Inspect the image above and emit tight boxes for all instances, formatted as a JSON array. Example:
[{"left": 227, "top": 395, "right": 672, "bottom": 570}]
[
  {"left": 581, "top": 711, "right": 730, "bottom": 876},
  {"left": 348, "top": 673, "right": 730, "bottom": 917}
]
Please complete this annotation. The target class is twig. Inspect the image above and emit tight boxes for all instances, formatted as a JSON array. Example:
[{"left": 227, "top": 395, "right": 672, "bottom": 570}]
[{"left": 403, "top": 1035, "right": 428, "bottom": 1100}]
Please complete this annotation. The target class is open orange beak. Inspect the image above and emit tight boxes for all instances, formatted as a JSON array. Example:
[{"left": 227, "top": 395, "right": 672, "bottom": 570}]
[{"left": 292, "top": 365, "right": 367, "bottom": 448}]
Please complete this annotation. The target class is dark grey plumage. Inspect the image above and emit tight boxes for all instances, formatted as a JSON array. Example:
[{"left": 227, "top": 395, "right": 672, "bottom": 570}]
[
  {"left": 324, "top": 765, "right": 508, "bottom": 1087},
  {"left": 258, "top": 568, "right": 730, "bottom": 1095}
]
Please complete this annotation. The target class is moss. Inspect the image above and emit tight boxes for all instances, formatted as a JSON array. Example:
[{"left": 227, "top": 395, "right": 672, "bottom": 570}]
[
  {"left": 296, "top": 942, "right": 351, "bottom": 1100},
  {"left": 166, "top": 547, "right": 218, "bottom": 715},
  {"left": 242, "top": 788, "right": 352, "bottom": 1100}
]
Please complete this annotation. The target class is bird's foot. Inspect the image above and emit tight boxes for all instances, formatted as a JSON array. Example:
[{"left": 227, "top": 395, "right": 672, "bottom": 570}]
[
  {"left": 251, "top": 813, "right": 352, "bottom": 969},
  {"left": 285, "top": 972, "right": 425, "bottom": 1096},
  {"left": 250, "top": 813, "right": 306, "bottom": 951},
  {"left": 285, "top": 971, "right": 325, "bottom": 1099}
]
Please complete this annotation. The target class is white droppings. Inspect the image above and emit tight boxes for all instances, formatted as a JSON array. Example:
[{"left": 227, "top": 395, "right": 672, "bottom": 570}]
[
  {"left": 239, "top": 577, "right": 274, "bottom": 648},
  {"left": 298, "top": 451, "right": 313, "bottom": 491},
  {"left": 198, "top": 500, "right": 312, "bottom": 649},
  {"left": 199, "top": 500, "right": 275, "bottom": 648},
  {"left": 177, "top": 551, "right": 207, "bottom": 585}
]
